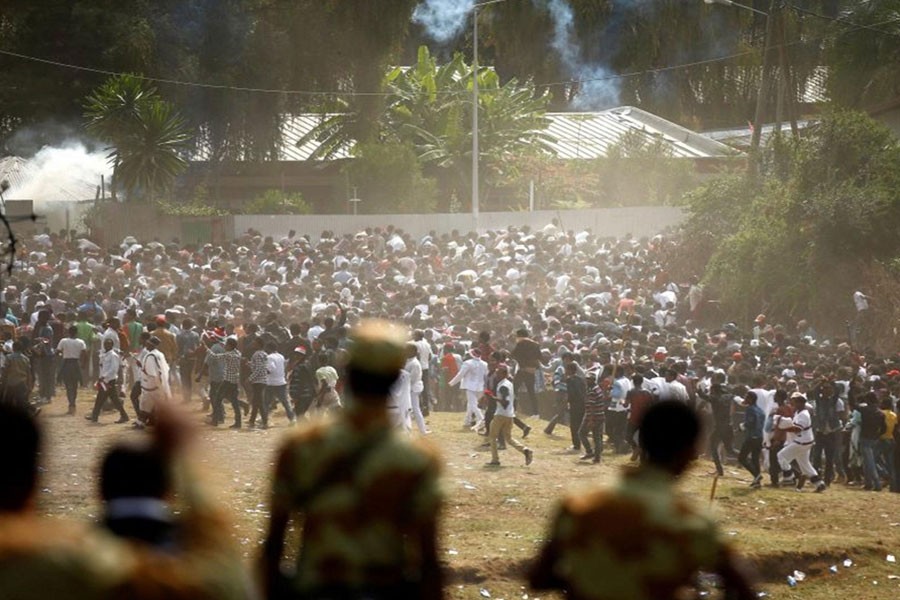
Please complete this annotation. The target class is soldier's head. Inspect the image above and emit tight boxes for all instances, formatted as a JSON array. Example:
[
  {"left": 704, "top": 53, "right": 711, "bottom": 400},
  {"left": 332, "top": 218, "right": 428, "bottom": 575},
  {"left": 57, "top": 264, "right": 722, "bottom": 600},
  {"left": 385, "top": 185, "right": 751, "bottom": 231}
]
[
  {"left": 0, "top": 404, "right": 41, "bottom": 513},
  {"left": 638, "top": 401, "right": 701, "bottom": 476},
  {"left": 345, "top": 319, "right": 408, "bottom": 404}
]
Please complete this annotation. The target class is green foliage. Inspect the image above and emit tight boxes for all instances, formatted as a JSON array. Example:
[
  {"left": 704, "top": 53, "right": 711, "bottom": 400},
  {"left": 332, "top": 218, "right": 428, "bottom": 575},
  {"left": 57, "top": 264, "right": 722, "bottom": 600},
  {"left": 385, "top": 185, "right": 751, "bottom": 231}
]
[
  {"left": 155, "top": 198, "right": 226, "bottom": 217},
  {"left": 84, "top": 74, "right": 191, "bottom": 201},
  {"left": 826, "top": 0, "right": 900, "bottom": 107},
  {"left": 677, "top": 109, "right": 900, "bottom": 327},
  {"left": 346, "top": 142, "right": 438, "bottom": 214},
  {"left": 299, "top": 46, "right": 553, "bottom": 210},
  {"left": 244, "top": 189, "right": 312, "bottom": 215}
]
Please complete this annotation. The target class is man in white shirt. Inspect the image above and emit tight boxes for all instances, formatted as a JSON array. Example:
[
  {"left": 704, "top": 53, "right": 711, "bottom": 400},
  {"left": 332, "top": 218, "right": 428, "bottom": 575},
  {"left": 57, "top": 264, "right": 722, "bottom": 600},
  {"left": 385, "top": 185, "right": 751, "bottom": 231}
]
[
  {"left": 86, "top": 338, "right": 128, "bottom": 424},
  {"left": 57, "top": 325, "right": 86, "bottom": 413},
  {"left": 607, "top": 369, "right": 633, "bottom": 454},
  {"left": 853, "top": 290, "right": 869, "bottom": 313},
  {"left": 405, "top": 344, "right": 428, "bottom": 434},
  {"left": 413, "top": 330, "right": 434, "bottom": 412},
  {"left": 388, "top": 367, "right": 412, "bottom": 432},
  {"left": 448, "top": 349, "right": 488, "bottom": 430},
  {"left": 265, "top": 341, "right": 295, "bottom": 425},
  {"left": 101, "top": 318, "right": 121, "bottom": 351},
  {"left": 485, "top": 364, "right": 533, "bottom": 467},
  {"left": 775, "top": 392, "right": 826, "bottom": 492}
]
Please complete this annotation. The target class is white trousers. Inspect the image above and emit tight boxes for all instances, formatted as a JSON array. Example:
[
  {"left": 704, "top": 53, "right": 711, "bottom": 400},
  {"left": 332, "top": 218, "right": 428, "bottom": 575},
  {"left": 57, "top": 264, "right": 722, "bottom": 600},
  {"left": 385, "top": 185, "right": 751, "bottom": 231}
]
[
  {"left": 464, "top": 390, "right": 484, "bottom": 427},
  {"left": 778, "top": 442, "right": 818, "bottom": 477},
  {"left": 410, "top": 391, "right": 428, "bottom": 434}
]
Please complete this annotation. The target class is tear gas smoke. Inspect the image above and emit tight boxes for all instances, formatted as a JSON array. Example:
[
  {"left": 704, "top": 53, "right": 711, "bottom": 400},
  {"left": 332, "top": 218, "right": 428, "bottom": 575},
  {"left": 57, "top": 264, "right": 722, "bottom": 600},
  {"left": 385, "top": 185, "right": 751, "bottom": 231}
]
[
  {"left": 5, "top": 142, "right": 110, "bottom": 212},
  {"left": 543, "top": 0, "right": 619, "bottom": 109},
  {"left": 413, "top": 0, "right": 476, "bottom": 43}
]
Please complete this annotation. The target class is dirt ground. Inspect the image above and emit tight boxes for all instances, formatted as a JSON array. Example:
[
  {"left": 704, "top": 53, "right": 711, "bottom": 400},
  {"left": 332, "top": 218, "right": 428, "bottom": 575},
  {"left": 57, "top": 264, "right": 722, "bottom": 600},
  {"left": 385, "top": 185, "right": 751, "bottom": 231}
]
[{"left": 37, "top": 390, "right": 900, "bottom": 599}]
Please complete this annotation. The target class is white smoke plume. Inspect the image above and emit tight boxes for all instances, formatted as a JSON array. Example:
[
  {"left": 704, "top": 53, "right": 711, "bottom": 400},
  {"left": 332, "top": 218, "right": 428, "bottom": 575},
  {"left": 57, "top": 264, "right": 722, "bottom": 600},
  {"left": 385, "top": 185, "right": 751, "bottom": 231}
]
[
  {"left": 5, "top": 143, "right": 110, "bottom": 210},
  {"left": 413, "top": 0, "right": 475, "bottom": 42},
  {"left": 543, "top": 0, "right": 619, "bottom": 109}
]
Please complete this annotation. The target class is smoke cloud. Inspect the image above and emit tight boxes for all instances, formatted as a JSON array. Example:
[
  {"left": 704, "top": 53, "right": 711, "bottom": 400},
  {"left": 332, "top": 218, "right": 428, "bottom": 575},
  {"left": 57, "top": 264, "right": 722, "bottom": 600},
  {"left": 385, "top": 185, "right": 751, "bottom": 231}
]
[
  {"left": 413, "top": 0, "right": 475, "bottom": 43},
  {"left": 411, "top": 0, "right": 621, "bottom": 108},
  {"left": 543, "top": 0, "right": 619, "bottom": 110},
  {"left": 5, "top": 143, "right": 110, "bottom": 210}
]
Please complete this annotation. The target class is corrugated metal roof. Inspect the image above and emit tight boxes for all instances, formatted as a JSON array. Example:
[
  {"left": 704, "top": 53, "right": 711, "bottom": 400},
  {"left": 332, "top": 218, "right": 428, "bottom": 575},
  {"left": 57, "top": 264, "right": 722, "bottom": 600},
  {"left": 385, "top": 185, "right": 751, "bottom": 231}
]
[
  {"left": 544, "top": 107, "right": 736, "bottom": 159},
  {"left": 194, "top": 106, "right": 734, "bottom": 163},
  {"left": 280, "top": 114, "right": 352, "bottom": 161},
  {"left": 0, "top": 156, "right": 33, "bottom": 192},
  {"left": 703, "top": 120, "right": 815, "bottom": 149}
]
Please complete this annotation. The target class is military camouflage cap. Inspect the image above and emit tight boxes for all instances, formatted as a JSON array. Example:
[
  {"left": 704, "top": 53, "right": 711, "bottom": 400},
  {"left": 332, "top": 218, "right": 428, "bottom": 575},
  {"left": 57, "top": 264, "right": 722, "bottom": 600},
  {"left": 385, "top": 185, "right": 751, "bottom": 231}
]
[{"left": 347, "top": 319, "right": 409, "bottom": 375}]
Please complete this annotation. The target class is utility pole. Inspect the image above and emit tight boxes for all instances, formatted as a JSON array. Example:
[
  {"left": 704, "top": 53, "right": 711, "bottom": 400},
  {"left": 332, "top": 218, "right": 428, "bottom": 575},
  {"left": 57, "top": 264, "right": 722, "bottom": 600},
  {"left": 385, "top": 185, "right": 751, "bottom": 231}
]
[
  {"left": 472, "top": 6, "right": 480, "bottom": 226},
  {"left": 750, "top": 0, "right": 777, "bottom": 166}
]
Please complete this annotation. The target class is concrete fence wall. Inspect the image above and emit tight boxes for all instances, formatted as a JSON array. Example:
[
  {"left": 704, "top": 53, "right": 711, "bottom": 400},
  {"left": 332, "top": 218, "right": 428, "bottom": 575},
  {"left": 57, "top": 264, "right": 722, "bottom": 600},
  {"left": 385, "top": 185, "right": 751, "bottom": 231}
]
[{"left": 233, "top": 206, "right": 686, "bottom": 241}]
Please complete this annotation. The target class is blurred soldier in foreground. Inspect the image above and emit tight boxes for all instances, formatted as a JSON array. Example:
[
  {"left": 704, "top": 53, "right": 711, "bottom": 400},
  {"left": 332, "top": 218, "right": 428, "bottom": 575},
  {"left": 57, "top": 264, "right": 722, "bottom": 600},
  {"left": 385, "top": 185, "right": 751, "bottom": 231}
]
[
  {"left": 529, "top": 401, "right": 757, "bottom": 600},
  {"left": 0, "top": 403, "right": 131, "bottom": 600},
  {"left": 261, "top": 319, "right": 443, "bottom": 600},
  {"left": 98, "top": 404, "right": 254, "bottom": 600}
]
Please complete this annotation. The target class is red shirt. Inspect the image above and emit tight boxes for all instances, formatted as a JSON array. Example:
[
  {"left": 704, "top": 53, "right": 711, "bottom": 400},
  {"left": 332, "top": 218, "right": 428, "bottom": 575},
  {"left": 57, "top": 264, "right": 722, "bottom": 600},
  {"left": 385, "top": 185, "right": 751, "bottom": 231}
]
[{"left": 627, "top": 389, "right": 653, "bottom": 427}]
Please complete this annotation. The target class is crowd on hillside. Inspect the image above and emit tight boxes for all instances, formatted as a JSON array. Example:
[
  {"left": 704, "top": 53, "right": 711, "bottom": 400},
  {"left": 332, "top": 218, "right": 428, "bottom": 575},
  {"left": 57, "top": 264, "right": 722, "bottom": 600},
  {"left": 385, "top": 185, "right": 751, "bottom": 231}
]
[{"left": 0, "top": 222, "right": 897, "bottom": 492}]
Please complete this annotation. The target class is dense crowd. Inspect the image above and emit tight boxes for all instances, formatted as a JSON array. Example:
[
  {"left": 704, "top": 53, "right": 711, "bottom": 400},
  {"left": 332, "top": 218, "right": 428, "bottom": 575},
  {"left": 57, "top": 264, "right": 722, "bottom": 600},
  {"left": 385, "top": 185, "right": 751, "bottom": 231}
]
[{"left": 1, "top": 222, "right": 898, "bottom": 491}]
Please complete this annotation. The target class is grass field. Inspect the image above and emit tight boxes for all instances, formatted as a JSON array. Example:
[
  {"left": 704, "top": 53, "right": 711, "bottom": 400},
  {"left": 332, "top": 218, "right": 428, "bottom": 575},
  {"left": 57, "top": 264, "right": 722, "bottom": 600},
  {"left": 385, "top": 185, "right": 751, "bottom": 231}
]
[{"left": 36, "top": 392, "right": 900, "bottom": 599}]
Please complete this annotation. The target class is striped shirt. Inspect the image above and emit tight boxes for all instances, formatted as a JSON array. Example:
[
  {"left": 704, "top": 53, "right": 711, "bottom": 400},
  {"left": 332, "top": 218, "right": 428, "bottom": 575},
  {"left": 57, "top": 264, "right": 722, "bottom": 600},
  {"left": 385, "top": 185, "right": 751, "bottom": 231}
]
[{"left": 583, "top": 385, "right": 610, "bottom": 427}]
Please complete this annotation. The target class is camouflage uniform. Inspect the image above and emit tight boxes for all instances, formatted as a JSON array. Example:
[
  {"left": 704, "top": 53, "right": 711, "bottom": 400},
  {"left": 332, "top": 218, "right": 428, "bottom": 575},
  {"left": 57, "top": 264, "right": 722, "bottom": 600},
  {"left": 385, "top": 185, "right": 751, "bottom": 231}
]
[
  {"left": 532, "top": 465, "right": 731, "bottom": 600},
  {"left": 270, "top": 412, "right": 441, "bottom": 597},
  {"left": 0, "top": 514, "right": 132, "bottom": 600}
]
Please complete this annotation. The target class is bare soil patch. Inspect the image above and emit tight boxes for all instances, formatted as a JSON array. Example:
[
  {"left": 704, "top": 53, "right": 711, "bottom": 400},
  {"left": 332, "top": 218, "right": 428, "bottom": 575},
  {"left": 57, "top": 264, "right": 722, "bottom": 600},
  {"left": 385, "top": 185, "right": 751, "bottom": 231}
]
[{"left": 36, "top": 392, "right": 900, "bottom": 599}]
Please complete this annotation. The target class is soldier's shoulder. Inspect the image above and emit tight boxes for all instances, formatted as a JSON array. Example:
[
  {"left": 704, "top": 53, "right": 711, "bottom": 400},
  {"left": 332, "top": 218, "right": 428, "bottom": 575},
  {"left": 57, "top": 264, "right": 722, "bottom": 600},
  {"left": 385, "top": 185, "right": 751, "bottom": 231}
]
[{"left": 560, "top": 488, "right": 618, "bottom": 516}]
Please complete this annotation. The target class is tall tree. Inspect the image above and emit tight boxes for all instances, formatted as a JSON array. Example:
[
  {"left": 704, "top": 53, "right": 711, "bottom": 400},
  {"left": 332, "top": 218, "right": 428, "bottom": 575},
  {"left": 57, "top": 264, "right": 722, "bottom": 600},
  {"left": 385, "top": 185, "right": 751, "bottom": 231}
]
[
  {"left": 85, "top": 75, "right": 191, "bottom": 201},
  {"left": 826, "top": 0, "right": 900, "bottom": 107}
]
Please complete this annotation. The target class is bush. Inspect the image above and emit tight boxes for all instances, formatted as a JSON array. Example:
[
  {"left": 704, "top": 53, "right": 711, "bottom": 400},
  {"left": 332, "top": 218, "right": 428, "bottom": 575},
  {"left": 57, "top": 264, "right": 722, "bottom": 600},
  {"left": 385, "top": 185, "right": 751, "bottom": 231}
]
[
  {"left": 244, "top": 190, "right": 312, "bottom": 215},
  {"left": 670, "top": 109, "right": 900, "bottom": 339}
]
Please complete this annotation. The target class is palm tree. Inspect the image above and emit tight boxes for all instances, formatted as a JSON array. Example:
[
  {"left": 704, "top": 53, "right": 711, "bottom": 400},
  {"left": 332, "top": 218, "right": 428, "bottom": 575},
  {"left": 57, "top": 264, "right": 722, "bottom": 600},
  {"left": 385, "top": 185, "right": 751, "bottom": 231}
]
[
  {"left": 84, "top": 74, "right": 191, "bottom": 201},
  {"left": 297, "top": 46, "right": 555, "bottom": 204},
  {"left": 113, "top": 99, "right": 191, "bottom": 200}
]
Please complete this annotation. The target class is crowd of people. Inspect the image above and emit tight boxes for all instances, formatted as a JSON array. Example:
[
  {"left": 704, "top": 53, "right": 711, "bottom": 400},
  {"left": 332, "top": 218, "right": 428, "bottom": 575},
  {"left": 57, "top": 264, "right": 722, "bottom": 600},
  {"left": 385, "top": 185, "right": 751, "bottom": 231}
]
[
  {"left": 2, "top": 223, "right": 898, "bottom": 490},
  {"left": 1, "top": 220, "right": 898, "bottom": 598}
]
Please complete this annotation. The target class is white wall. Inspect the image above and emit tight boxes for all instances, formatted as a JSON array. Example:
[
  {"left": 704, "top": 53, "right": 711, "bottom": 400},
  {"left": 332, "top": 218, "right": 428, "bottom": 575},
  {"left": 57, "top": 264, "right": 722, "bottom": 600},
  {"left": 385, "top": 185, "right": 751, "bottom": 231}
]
[{"left": 233, "top": 207, "right": 685, "bottom": 241}]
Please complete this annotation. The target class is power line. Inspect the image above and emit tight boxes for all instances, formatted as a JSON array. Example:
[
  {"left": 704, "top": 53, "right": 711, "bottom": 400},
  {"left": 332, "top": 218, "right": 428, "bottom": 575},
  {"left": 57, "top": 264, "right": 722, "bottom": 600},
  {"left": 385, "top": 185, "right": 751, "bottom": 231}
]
[
  {"left": 1, "top": 11, "right": 898, "bottom": 99},
  {"left": 785, "top": 3, "right": 900, "bottom": 39},
  {"left": 0, "top": 48, "right": 396, "bottom": 97},
  {"left": 535, "top": 13, "right": 900, "bottom": 90}
]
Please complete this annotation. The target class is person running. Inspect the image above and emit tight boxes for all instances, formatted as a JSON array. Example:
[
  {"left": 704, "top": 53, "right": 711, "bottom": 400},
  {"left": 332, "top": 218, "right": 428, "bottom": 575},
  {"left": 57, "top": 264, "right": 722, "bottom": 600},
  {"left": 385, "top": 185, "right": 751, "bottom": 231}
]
[
  {"left": 56, "top": 325, "right": 86, "bottom": 414},
  {"left": 265, "top": 340, "right": 295, "bottom": 425},
  {"left": 86, "top": 337, "right": 129, "bottom": 424},
  {"left": 448, "top": 348, "right": 488, "bottom": 431},
  {"left": 485, "top": 364, "right": 534, "bottom": 467},
  {"left": 775, "top": 392, "right": 827, "bottom": 492},
  {"left": 738, "top": 391, "right": 765, "bottom": 488}
]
